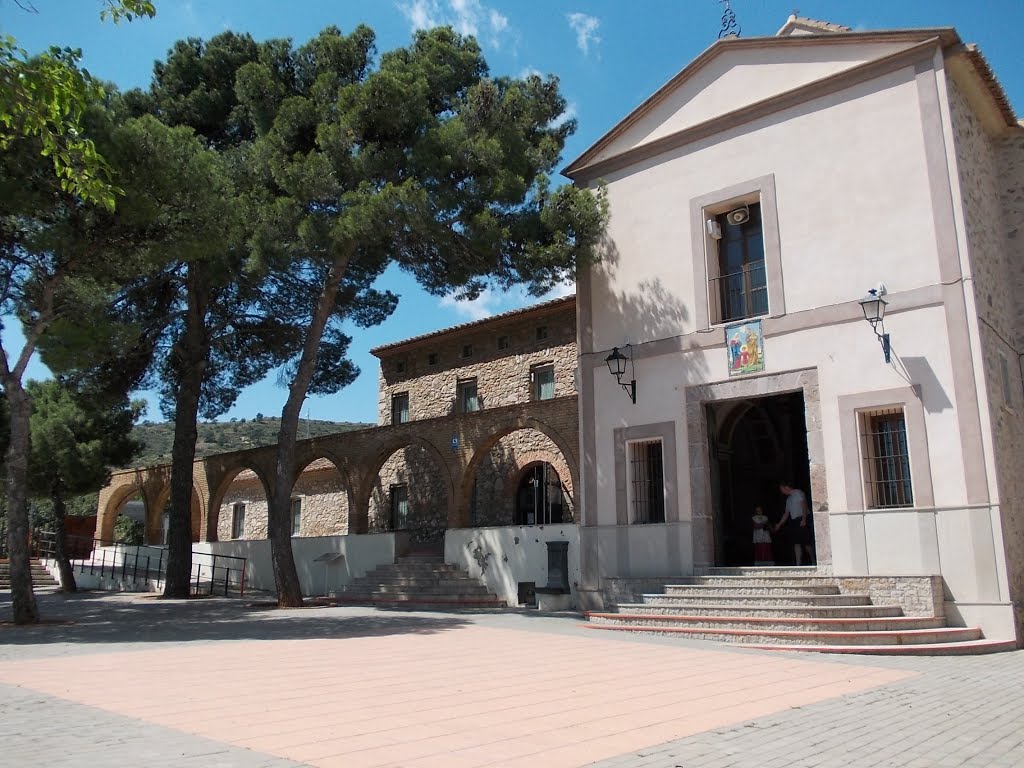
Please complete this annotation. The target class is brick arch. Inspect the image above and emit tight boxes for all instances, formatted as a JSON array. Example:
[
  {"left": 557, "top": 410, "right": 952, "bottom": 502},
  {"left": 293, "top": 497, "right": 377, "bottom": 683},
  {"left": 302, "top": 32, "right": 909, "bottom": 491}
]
[
  {"left": 97, "top": 483, "right": 149, "bottom": 544},
  {"left": 506, "top": 451, "right": 575, "bottom": 508},
  {"left": 149, "top": 485, "right": 205, "bottom": 544},
  {"left": 459, "top": 418, "right": 579, "bottom": 529},
  {"left": 206, "top": 463, "right": 273, "bottom": 541},
  {"left": 351, "top": 435, "right": 455, "bottom": 535},
  {"left": 292, "top": 453, "right": 355, "bottom": 536}
]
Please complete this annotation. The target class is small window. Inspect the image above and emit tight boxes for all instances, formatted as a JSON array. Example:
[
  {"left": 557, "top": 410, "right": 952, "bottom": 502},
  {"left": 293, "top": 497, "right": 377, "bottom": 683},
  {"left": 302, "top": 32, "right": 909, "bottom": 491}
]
[
  {"left": 859, "top": 408, "right": 913, "bottom": 509},
  {"left": 390, "top": 484, "right": 409, "bottom": 530},
  {"left": 627, "top": 439, "right": 665, "bottom": 524},
  {"left": 395, "top": 360, "right": 406, "bottom": 374},
  {"left": 709, "top": 201, "right": 768, "bottom": 324},
  {"left": 428, "top": 352, "right": 439, "bottom": 366},
  {"left": 391, "top": 392, "right": 409, "bottom": 424},
  {"left": 536, "top": 326, "right": 549, "bottom": 341},
  {"left": 532, "top": 364, "right": 555, "bottom": 400},
  {"left": 497, "top": 335, "right": 510, "bottom": 351},
  {"left": 291, "top": 498, "right": 302, "bottom": 536},
  {"left": 461, "top": 343, "right": 473, "bottom": 359},
  {"left": 458, "top": 378, "right": 479, "bottom": 413},
  {"left": 231, "top": 502, "right": 246, "bottom": 539},
  {"left": 160, "top": 512, "right": 170, "bottom": 546}
]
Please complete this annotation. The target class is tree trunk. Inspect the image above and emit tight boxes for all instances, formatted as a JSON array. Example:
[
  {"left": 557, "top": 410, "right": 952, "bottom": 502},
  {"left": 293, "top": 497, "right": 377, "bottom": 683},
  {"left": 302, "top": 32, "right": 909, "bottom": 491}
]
[
  {"left": 51, "top": 481, "right": 77, "bottom": 592},
  {"left": 268, "top": 249, "right": 352, "bottom": 608},
  {"left": 163, "top": 271, "right": 210, "bottom": 599},
  {"left": 3, "top": 381, "right": 39, "bottom": 624}
]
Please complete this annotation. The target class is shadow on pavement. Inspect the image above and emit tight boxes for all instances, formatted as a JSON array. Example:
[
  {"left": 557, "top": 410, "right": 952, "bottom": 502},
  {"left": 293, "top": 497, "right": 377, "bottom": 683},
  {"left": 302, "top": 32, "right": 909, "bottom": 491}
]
[{"left": 0, "top": 590, "right": 471, "bottom": 647}]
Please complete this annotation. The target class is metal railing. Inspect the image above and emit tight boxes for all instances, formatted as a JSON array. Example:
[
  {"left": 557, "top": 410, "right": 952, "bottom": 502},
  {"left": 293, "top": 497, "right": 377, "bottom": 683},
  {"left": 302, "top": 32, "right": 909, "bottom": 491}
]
[
  {"left": 34, "top": 532, "right": 247, "bottom": 597},
  {"left": 709, "top": 261, "right": 768, "bottom": 323}
]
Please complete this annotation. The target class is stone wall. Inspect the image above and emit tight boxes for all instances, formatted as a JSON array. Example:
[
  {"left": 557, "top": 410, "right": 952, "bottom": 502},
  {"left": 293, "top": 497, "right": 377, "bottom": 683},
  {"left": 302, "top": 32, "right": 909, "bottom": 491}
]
[
  {"left": 948, "top": 78, "right": 1024, "bottom": 640},
  {"left": 368, "top": 444, "right": 449, "bottom": 543},
  {"left": 293, "top": 467, "right": 349, "bottom": 537},
  {"left": 834, "top": 575, "right": 945, "bottom": 619},
  {"left": 376, "top": 298, "right": 577, "bottom": 423},
  {"left": 471, "top": 428, "right": 577, "bottom": 527},
  {"left": 217, "top": 474, "right": 267, "bottom": 541}
]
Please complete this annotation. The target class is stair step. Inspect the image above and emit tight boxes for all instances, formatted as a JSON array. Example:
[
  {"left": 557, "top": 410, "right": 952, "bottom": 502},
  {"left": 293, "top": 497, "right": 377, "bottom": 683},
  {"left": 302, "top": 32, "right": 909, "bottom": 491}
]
[
  {"left": 748, "top": 639, "right": 1019, "bottom": 656},
  {"left": 585, "top": 623, "right": 982, "bottom": 646},
  {"left": 616, "top": 603, "right": 905, "bottom": 619},
  {"left": 701, "top": 566, "right": 821, "bottom": 576},
  {"left": 324, "top": 595, "right": 506, "bottom": 608},
  {"left": 647, "top": 592, "right": 864, "bottom": 607},
  {"left": 664, "top": 584, "right": 840, "bottom": 596},
  {"left": 684, "top": 575, "right": 842, "bottom": 587},
  {"left": 587, "top": 612, "right": 944, "bottom": 632},
  {"left": 337, "top": 586, "right": 493, "bottom": 597}
]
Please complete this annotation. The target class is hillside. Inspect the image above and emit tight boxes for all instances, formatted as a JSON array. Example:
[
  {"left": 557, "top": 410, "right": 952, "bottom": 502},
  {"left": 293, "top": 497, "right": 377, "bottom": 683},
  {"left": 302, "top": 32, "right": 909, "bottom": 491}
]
[{"left": 127, "top": 416, "right": 373, "bottom": 468}]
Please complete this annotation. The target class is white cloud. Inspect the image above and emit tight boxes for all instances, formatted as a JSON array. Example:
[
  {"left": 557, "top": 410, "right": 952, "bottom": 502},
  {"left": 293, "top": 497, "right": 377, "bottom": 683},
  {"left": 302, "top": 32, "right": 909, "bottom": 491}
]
[
  {"left": 518, "top": 66, "right": 543, "bottom": 80},
  {"left": 567, "top": 12, "right": 600, "bottom": 56},
  {"left": 550, "top": 100, "right": 577, "bottom": 129},
  {"left": 440, "top": 281, "right": 576, "bottom": 322},
  {"left": 399, "top": 0, "right": 511, "bottom": 49}
]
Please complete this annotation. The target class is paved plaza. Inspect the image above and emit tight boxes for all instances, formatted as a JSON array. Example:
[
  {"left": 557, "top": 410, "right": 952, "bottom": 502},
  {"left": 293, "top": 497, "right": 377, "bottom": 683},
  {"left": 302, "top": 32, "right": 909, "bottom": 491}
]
[{"left": 0, "top": 590, "right": 1022, "bottom": 767}]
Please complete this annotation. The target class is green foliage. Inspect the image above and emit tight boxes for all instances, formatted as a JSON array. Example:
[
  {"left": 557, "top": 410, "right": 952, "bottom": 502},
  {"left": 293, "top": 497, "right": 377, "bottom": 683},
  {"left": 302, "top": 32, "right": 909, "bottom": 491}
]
[
  {"left": 100, "top": 0, "right": 156, "bottom": 24},
  {"left": 112, "top": 514, "right": 144, "bottom": 545},
  {"left": 26, "top": 380, "right": 143, "bottom": 499}
]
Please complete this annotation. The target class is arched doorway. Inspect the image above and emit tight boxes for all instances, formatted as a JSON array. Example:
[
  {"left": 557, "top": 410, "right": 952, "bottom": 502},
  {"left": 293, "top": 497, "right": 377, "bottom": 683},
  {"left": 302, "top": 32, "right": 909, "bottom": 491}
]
[
  {"left": 514, "top": 463, "right": 568, "bottom": 526},
  {"left": 707, "top": 391, "right": 811, "bottom": 566}
]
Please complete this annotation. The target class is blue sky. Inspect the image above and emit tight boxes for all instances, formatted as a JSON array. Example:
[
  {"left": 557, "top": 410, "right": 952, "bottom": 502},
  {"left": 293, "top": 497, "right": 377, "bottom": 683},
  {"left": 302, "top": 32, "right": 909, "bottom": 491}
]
[{"left": 3, "top": 0, "right": 1023, "bottom": 425}]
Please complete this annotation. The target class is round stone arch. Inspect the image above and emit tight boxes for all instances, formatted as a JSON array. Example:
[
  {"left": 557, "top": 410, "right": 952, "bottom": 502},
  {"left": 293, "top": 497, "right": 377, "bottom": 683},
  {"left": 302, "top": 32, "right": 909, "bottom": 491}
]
[
  {"left": 459, "top": 418, "right": 579, "bottom": 529},
  {"left": 352, "top": 435, "right": 455, "bottom": 538},
  {"left": 149, "top": 484, "right": 206, "bottom": 544},
  {"left": 206, "top": 463, "right": 273, "bottom": 542},
  {"left": 506, "top": 451, "right": 575, "bottom": 508},
  {"left": 97, "top": 482, "right": 151, "bottom": 544},
  {"left": 291, "top": 452, "right": 355, "bottom": 537}
]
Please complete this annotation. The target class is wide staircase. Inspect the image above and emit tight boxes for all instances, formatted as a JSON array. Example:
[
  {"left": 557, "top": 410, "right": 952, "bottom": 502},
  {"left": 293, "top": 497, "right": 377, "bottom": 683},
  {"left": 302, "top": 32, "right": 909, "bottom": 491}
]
[
  {"left": 327, "top": 555, "right": 505, "bottom": 610},
  {"left": 0, "top": 560, "right": 59, "bottom": 590},
  {"left": 585, "top": 567, "right": 1016, "bottom": 655}
]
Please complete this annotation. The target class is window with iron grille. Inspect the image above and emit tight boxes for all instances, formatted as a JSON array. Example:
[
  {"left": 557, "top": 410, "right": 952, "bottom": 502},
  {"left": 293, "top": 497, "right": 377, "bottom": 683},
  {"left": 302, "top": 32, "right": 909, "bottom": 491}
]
[
  {"left": 860, "top": 408, "right": 913, "bottom": 508},
  {"left": 532, "top": 364, "right": 555, "bottom": 400},
  {"left": 458, "top": 378, "right": 479, "bottom": 412},
  {"left": 391, "top": 392, "right": 409, "bottom": 424},
  {"left": 461, "top": 343, "right": 473, "bottom": 358},
  {"left": 390, "top": 484, "right": 409, "bottom": 530},
  {"left": 628, "top": 439, "right": 665, "bottom": 523},
  {"left": 291, "top": 498, "right": 302, "bottom": 536},
  {"left": 231, "top": 502, "right": 246, "bottom": 539},
  {"left": 536, "top": 325, "right": 549, "bottom": 341},
  {"left": 497, "top": 334, "right": 510, "bottom": 351},
  {"left": 710, "top": 202, "right": 768, "bottom": 323}
]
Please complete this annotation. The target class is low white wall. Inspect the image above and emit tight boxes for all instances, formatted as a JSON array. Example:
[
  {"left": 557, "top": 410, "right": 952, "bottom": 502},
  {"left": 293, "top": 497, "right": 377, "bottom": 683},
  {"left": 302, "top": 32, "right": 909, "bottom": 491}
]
[
  {"left": 196, "top": 533, "right": 402, "bottom": 596},
  {"left": 445, "top": 524, "right": 581, "bottom": 608}
]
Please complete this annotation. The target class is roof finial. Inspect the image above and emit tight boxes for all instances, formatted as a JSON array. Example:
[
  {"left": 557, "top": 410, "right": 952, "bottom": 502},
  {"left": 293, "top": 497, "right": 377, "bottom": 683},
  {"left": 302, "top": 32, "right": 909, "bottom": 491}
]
[{"left": 718, "top": 0, "right": 742, "bottom": 39}]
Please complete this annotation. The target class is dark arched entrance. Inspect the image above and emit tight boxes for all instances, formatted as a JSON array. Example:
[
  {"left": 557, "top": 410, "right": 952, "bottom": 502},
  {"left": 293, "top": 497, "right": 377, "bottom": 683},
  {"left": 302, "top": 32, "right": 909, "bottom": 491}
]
[
  {"left": 514, "top": 463, "right": 568, "bottom": 526},
  {"left": 707, "top": 391, "right": 812, "bottom": 566}
]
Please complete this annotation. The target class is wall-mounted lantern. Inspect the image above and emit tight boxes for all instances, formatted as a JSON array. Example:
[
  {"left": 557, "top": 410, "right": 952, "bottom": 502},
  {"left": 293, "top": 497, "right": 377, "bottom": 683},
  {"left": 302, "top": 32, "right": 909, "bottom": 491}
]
[
  {"left": 605, "top": 345, "right": 637, "bottom": 404},
  {"left": 858, "top": 285, "right": 891, "bottom": 364}
]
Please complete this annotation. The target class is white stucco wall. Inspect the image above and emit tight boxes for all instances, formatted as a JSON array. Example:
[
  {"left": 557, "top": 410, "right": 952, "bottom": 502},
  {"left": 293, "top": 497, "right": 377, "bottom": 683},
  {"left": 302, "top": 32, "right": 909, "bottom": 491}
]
[
  {"left": 580, "top": 43, "right": 1017, "bottom": 640},
  {"left": 445, "top": 525, "right": 581, "bottom": 607},
  {"left": 598, "top": 40, "right": 918, "bottom": 162}
]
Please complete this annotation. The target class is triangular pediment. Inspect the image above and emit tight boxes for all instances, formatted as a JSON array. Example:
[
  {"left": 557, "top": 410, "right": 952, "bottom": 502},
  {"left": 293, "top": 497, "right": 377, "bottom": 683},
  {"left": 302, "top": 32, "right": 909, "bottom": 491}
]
[{"left": 564, "top": 29, "right": 958, "bottom": 180}]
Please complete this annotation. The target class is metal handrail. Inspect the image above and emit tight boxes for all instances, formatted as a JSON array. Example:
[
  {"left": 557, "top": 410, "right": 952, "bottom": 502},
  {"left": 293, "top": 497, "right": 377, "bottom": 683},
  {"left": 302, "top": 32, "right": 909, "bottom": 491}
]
[{"left": 34, "top": 532, "right": 247, "bottom": 597}]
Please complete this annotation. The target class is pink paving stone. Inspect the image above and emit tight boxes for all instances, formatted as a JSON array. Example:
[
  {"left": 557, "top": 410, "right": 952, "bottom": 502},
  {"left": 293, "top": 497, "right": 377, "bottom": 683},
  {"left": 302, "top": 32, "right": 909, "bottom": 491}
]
[{"left": 0, "top": 623, "right": 915, "bottom": 768}]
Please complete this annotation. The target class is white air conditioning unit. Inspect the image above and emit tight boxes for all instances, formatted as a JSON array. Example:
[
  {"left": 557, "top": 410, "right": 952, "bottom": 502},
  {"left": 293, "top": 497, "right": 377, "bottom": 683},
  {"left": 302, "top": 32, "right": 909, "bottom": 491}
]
[
  {"left": 725, "top": 205, "right": 750, "bottom": 226},
  {"left": 706, "top": 218, "right": 722, "bottom": 240}
]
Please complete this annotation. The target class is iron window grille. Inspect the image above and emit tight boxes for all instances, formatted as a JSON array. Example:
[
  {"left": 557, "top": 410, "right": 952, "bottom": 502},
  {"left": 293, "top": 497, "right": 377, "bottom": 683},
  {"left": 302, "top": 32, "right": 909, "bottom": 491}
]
[
  {"left": 532, "top": 364, "right": 555, "bottom": 400},
  {"left": 231, "top": 502, "right": 246, "bottom": 539},
  {"left": 390, "top": 484, "right": 409, "bottom": 530},
  {"left": 458, "top": 379, "right": 480, "bottom": 412},
  {"left": 710, "top": 202, "right": 768, "bottom": 323},
  {"left": 860, "top": 408, "right": 914, "bottom": 508},
  {"left": 291, "top": 498, "right": 302, "bottom": 536},
  {"left": 391, "top": 392, "right": 409, "bottom": 424},
  {"left": 628, "top": 439, "right": 666, "bottom": 524},
  {"left": 497, "top": 335, "right": 510, "bottom": 351}
]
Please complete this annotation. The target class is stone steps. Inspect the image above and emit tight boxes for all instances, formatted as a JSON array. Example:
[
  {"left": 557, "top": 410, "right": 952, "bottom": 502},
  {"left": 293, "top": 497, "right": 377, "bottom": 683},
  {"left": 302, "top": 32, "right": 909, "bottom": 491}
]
[
  {"left": 614, "top": 602, "right": 904, "bottom": 619},
  {"left": 327, "top": 556, "right": 504, "bottom": 609},
  {"left": 641, "top": 592, "right": 875, "bottom": 607},
  {"left": 0, "top": 562, "right": 58, "bottom": 589},
  {"left": 587, "top": 612, "right": 947, "bottom": 633},
  {"left": 586, "top": 568, "right": 1006, "bottom": 655}
]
